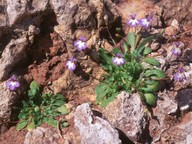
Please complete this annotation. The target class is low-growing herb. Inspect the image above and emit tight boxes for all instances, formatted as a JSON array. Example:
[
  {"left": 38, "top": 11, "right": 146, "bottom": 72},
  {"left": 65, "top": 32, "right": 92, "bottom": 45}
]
[
  {"left": 17, "top": 81, "right": 69, "bottom": 131},
  {"left": 95, "top": 17, "right": 166, "bottom": 107}
]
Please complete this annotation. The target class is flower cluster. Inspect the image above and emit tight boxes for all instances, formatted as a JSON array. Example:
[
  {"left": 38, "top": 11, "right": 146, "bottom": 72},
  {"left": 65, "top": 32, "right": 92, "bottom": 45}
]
[
  {"left": 6, "top": 75, "right": 20, "bottom": 91},
  {"left": 74, "top": 36, "right": 87, "bottom": 51},
  {"left": 127, "top": 14, "right": 152, "bottom": 28},
  {"left": 173, "top": 68, "right": 187, "bottom": 82},
  {"left": 112, "top": 54, "right": 125, "bottom": 66},
  {"left": 66, "top": 36, "right": 87, "bottom": 71},
  {"left": 66, "top": 57, "right": 77, "bottom": 71},
  {"left": 172, "top": 42, "right": 182, "bottom": 57}
]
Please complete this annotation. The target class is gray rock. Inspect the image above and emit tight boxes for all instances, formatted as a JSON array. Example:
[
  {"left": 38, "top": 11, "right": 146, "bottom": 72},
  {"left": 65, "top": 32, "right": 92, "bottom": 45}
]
[
  {"left": 6, "top": 0, "right": 49, "bottom": 26},
  {"left": 176, "top": 88, "right": 192, "bottom": 112},
  {"left": 74, "top": 103, "right": 121, "bottom": 144},
  {"left": 6, "top": 0, "right": 28, "bottom": 26},
  {"left": 0, "top": 81, "right": 18, "bottom": 120},
  {"left": 24, "top": 127, "right": 60, "bottom": 144},
  {"left": 0, "top": 36, "right": 29, "bottom": 81},
  {"left": 156, "top": 112, "right": 192, "bottom": 144},
  {"left": 104, "top": 92, "right": 149, "bottom": 143},
  {"left": 149, "top": 90, "right": 179, "bottom": 143},
  {"left": 0, "top": 81, "right": 18, "bottom": 133},
  {"left": 0, "top": 25, "right": 39, "bottom": 81}
]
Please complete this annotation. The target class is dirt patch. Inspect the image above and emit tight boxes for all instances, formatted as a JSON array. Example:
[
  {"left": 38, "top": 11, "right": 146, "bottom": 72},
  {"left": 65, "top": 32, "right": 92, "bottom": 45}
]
[{"left": 0, "top": 127, "right": 27, "bottom": 144}]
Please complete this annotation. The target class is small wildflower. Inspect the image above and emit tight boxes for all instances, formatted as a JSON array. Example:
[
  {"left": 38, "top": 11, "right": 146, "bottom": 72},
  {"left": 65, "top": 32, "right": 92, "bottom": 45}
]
[
  {"left": 140, "top": 16, "right": 152, "bottom": 28},
  {"left": 172, "top": 42, "right": 182, "bottom": 56},
  {"left": 127, "top": 14, "right": 139, "bottom": 27},
  {"left": 112, "top": 54, "right": 126, "bottom": 66},
  {"left": 66, "top": 57, "right": 76, "bottom": 71},
  {"left": 173, "top": 68, "right": 187, "bottom": 82},
  {"left": 74, "top": 36, "right": 87, "bottom": 51},
  {"left": 6, "top": 75, "right": 20, "bottom": 91}
]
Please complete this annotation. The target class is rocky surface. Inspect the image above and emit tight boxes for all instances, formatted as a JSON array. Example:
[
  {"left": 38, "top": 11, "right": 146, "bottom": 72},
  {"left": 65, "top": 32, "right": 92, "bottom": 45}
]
[
  {"left": 0, "top": 81, "right": 18, "bottom": 133},
  {"left": 0, "top": 0, "right": 192, "bottom": 144},
  {"left": 149, "top": 90, "right": 179, "bottom": 143},
  {"left": 24, "top": 127, "right": 60, "bottom": 144},
  {"left": 0, "top": 25, "right": 39, "bottom": 81},
  {"left": 104, "top": 92, "right": 149, "bottom": 143},
  {"left": 156, "top": 0, "right": 192, "bottom": 26},
  {"left": 74, "top": 103, "right": 121, "bottom": 144}
]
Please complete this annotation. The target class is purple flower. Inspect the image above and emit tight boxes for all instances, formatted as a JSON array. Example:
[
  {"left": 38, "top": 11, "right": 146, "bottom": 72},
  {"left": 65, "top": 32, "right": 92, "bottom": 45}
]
[
  {"left": 74, "top": 36, "right": 87, "bottom": 51},
  {"left": 172, "top": 42, "right": 182, "bottom": 56},
  {"left": 127, "top": 14, "right": 140, "bottom": 27},
  {"left": 140, "top": 16, "right": 152, "bottom": 28},
  {"left": 66, "top": 57, "right": 76, "bottom": 71},
  {"left": 112, "top": 54, "right": 126, "bottom": 66},
  {"left": 173, "top": 68, "right": 187, "bottom": 82},
  {"left": 6, "top": 75, "right": 20, "bottom": 91}
]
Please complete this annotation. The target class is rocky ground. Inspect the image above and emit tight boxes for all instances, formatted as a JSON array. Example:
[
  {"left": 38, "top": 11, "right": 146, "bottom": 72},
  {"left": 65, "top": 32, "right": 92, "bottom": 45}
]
[{"left": 0, "top": 0, "right": 192, "bottom": 144}]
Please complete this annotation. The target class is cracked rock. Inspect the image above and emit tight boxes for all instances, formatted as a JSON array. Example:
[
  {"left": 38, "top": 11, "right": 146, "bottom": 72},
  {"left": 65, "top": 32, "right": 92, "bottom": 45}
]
[
  {"left": 104, "top": 92, "right": 149, "bottom": 143},
  {"left": 74, "top": 103, "right": 121, "bottom": 144}
]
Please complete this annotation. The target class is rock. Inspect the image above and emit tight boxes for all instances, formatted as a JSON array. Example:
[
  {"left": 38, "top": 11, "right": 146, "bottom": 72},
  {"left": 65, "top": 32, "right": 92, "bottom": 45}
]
[
  {"left": 0, "top": 0, "right": 8, "bottom": 28},
  {"left": 149, "top": 90, "right": 179, "bottom": 143},
  {"left": 6, "top": 0, "right": 49, "bottom": 26},
  {"left": 6, "top": 0, "right": 28, "bottom": 26},
  {"left": 74, "top": 103, "right": 121, "bottom": 144},
  {"left": 158, "top": 112, "right": 192, "bottom": 144},
  {"left": 24, "top": 127, "right": 60, "bottom": 144},
  {"left": 176, "top": 88, "right": 192, "bottom": 112},
  {"left": 156, "top": 0, "right": 192, "bottom": 25},
  {"left": 50, "top": 0, "right": 78, "bottom": 40},
  {"left": 104, "top": 92, "right": 149, "bottom": 143},
  {"left": 0, "top": 25, "right": 40, "bottom": 81},
  {"left": 0, "top": 36, "right": 29, "bottom": 81},
  {"left": 0, "top": 81, "right": 18, "bottom": 133}
]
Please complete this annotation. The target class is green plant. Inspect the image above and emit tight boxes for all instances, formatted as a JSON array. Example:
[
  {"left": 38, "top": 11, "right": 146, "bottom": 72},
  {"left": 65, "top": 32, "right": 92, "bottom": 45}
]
[
  {"left": 16, "top": 81, "right": 69, "bottom": 131},
  {"left": 95, "top": 31, "right": 166, "bottom": 108}
]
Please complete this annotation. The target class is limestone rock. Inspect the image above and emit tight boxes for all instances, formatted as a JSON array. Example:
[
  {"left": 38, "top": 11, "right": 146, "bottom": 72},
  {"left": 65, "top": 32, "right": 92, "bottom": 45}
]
[
  {"left": 0, "top": 36, "right": 29, "bottom": 81},
  {"left": 74, "top": 103, "right": 121, "bottom": 144},
  {"left": 24, "top": 127, "right": 60, "bottom": 144},
  {"left": 0, "top": 81, "right": 18, "bottom": 133},
  {"left": 176, "top": 88, "right": 192, "bottom": 112},
  {"left": 6, "top": 0, "right": 28, "bottom": 26},
  {"left": 155, "top": 112, "right": 192, "bottom": 144},
  {"left": 6, "top": 0, "right": 49, "bottom": 26},
  {"left": 149, "top": 90, "right": 179, "bottom": 143},
  {"left": 104, "top": 92, "right": 149, "bottom": 143}
]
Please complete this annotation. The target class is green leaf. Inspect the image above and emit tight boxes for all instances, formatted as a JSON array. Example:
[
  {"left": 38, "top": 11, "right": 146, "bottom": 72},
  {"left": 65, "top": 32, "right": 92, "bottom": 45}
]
[
  {"left": 123, "top": 42, "right": 129, "bottom": 52},
  {"left": 127, "top": 32, "right": 135, "bottom": 48},
  {"left": 143, "top": 47, "right": 152, "bottom": 55},
  {"left": 28, "top": 88, "right": 37, "bottom": 97},
  {"left": 53, "top": 100, "right": 64, "bottom": 107},
  {"left": 142, "top": 58, "right": 160, "bottom": 67},
  {"left": 144, "top": 69, "right": 166, "bottom": 79},
  {"left": 137, "top": 33, "right": 161, "bottom": 54},
  {"left": 45, "top": 118, "right": 58, "bottom": 128},
  {"left": 95, "top": 83, "right": 110, "bottom": 101},
  {"left": 18, "top": 111, "right": 28, "bottom": 119},
  {"left": 30, "top": 81, "right": 39, "bottom": 91},
  {"left": 55, "top": 94, "right": 64, "bottom": 100},
  {"left": 99, "top": 48, "right": 113, "bottom": 65},
  {"left": 100, "top": 92, "right": 118, "bottom": 108},
  {"left": 112, "top": 48, "right": 121, "bottom": 54},
  {"left": 57, "top": 105, "right": 69, "bottom": 115},
  {"left": 62, "top": 122, "right": 69, "bottom": 127},
  {"left": 16, "top": 120, "right": 28, "bottom": 131},
  {"left": 144, "top": 93, "right": 157, "bottom": 107},
  {"left": 27, "top": 120, "right": 36, "bottom": 131}
]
